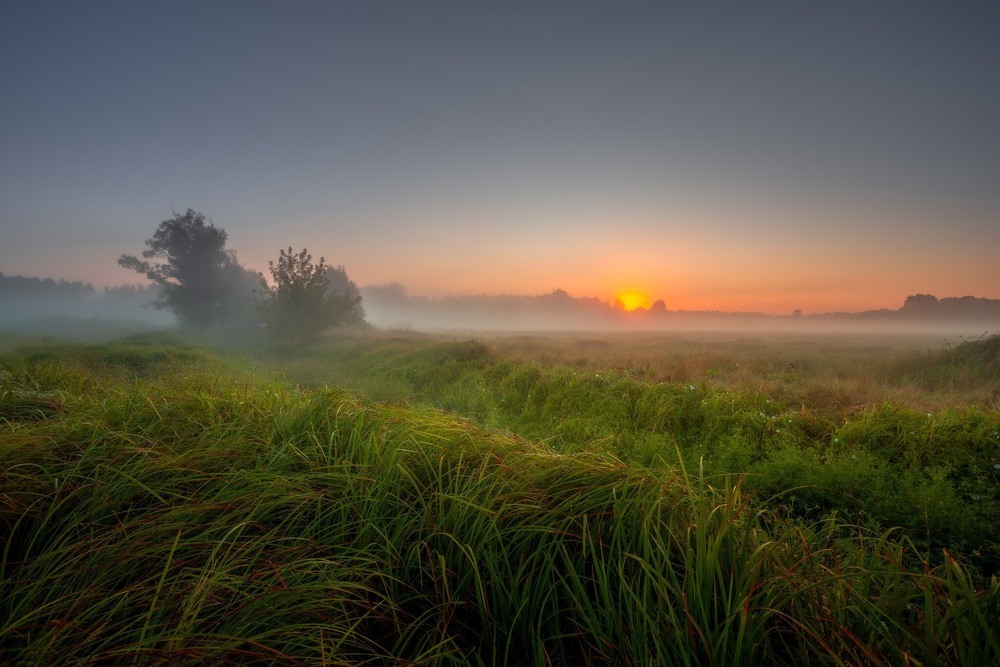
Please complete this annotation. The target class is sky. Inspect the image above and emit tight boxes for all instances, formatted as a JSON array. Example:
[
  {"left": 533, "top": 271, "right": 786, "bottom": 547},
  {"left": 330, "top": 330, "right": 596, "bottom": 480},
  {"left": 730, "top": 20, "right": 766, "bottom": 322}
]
[{"left": 2, "top": 1, "right": 998, "bottom": 315}]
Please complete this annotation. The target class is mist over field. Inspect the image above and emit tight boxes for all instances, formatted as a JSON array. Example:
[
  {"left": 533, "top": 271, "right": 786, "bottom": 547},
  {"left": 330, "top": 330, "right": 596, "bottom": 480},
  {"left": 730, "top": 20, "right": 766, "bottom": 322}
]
[
  {"left": 3, "top": 269, "right": 999, "bottom": 340},
  {"left": 358, "top": 284, "right": 1000, "bottom": 336},
  {"left": 0, "top": 274, "right": 174, "bottom": 337}
]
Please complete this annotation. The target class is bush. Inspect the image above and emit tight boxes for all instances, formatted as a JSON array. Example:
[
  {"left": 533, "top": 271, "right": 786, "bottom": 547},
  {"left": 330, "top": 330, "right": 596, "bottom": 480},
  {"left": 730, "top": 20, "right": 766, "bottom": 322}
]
[{"left": 257, "top": 248, "right": 364, "bottom": 344}]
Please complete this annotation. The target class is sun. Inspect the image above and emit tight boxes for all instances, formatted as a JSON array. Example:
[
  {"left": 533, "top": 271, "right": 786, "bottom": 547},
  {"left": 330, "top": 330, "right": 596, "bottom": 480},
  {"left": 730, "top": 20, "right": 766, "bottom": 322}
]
[{"left": 616, "top": 291, "right": 650, "bottom": 311}]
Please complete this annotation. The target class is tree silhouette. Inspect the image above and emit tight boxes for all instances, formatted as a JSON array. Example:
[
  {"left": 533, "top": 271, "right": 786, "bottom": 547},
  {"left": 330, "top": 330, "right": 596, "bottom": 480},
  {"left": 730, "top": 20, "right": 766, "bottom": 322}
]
[
  {"left": 325, "top": 264, "right": 365, "bottom": 324},
  {"left": 902, "top": 294, "right": 939, "bottom": 310},
  {"left": 118, "top": 209, "right": 250, "bottom": 329},
  {"left": 258, "top": 248, "right": 363, "bottom": 344}
]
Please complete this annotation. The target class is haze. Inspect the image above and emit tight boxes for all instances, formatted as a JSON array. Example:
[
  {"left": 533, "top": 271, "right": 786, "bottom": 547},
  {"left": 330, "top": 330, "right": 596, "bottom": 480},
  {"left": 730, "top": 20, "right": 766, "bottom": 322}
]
[{"left": 2, "top": 2, "right": 999, "bottom": 317}]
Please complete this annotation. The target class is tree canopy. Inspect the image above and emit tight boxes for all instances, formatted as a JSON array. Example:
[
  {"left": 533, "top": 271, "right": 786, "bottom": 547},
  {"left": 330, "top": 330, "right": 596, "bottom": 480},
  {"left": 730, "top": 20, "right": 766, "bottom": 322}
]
[
  {"left": 258, "top": 248, "right": 364, "bottom": 344},
  {"left": 118, "top": 209, "right": 255, "bottom": 330}
]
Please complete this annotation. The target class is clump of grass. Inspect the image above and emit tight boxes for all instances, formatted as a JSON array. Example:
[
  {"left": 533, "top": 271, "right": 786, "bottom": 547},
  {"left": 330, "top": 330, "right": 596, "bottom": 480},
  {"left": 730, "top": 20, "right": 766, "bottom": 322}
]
[
  {"left": 881, "top": 332, "right": 1000, "bottom": 404},
  {"left": 949, "top": 333, "right": 1000, "bottom": 380},
  {"left": 0, "top": 368, "right": 64, "bottom": 421}
]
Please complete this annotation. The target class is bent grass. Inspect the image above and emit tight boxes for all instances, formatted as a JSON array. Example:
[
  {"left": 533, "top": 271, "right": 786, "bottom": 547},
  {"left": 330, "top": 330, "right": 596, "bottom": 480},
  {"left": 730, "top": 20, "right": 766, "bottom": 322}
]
[{"left": 1, "top": 339, "right": 998, "bottom": 665}]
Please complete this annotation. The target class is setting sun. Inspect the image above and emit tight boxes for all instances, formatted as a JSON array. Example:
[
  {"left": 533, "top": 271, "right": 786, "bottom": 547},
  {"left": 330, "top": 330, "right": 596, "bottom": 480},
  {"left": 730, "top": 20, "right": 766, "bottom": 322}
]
[{"left": 616, "top": 291, "right": 650, "bottom": 311}]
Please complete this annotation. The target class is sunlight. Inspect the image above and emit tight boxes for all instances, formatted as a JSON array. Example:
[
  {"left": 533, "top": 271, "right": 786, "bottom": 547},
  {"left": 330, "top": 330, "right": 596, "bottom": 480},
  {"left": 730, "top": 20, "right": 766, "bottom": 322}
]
[{"left": 616, "top": 291, "right": 650, "bottom": 311}]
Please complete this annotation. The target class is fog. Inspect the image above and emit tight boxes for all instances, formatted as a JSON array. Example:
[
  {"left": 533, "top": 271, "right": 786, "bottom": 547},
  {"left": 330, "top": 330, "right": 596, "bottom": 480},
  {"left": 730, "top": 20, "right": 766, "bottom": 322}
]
[
  {"left": 2, "top": 270, "right": 998, "bottom": 343},
  {"left": 0, "top": 275, "right": 175, "bottom": 340},
  {"left": 359, "top": 285, "right": 1000, "bottom": 338}
]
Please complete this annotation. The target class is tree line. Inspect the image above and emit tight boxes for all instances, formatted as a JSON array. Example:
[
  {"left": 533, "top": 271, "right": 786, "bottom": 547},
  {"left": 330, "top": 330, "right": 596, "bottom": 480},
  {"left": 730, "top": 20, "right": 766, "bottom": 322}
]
[
  {"left": 118, "top": 209, "right": 365, "bottom": 344},
  {"left": 0, "top": 273, "right": 173, "bottom": 327}
]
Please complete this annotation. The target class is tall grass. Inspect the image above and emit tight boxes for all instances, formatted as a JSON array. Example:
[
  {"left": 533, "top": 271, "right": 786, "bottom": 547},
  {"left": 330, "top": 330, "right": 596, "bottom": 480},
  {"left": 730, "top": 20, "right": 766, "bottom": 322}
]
[
  {"left": 2, "top": 339, "right": 998, "bottom": 664},
  {"left": 261, "top": 331, "right": 1000, "bottom": 575}
]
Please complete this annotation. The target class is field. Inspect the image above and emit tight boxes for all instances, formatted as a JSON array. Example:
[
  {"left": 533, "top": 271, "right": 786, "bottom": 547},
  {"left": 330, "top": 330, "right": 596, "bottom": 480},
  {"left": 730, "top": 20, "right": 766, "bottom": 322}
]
[{"left": 1, "top": 328, "right": 998, "bottom": 665}]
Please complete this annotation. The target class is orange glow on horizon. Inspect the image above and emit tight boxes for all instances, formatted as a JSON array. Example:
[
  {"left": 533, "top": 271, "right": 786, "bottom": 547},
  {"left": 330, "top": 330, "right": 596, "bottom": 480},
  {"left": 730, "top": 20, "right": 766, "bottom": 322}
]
[{"left": 616, "top": 291, "right": 651, "bottom": 311}]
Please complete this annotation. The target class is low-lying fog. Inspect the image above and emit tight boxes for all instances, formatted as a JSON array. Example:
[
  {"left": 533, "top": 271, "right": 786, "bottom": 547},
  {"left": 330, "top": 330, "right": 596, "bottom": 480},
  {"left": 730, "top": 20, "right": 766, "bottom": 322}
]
[
  {"left": 2, "top": 274, "right": 997, "bottom": 341},
  {"left": 357, "top": 286, "right": 999, "bottom": 338}
]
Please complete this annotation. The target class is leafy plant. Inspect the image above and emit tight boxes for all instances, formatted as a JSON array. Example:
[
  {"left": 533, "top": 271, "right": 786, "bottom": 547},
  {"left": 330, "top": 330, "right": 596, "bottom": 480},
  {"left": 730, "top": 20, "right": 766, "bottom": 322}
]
[{"left": 257, "top": 248, "right": 364, "bottom": 345}]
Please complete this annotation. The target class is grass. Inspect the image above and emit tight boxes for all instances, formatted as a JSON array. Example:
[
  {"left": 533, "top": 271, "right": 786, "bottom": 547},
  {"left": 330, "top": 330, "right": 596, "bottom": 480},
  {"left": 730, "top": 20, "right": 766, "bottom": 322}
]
[
  {"left": 260, "top": 330, "right": 1000, "bottom": 576},
  {"left": 2, "top": 333, "right": 998, "bottom": 664}
]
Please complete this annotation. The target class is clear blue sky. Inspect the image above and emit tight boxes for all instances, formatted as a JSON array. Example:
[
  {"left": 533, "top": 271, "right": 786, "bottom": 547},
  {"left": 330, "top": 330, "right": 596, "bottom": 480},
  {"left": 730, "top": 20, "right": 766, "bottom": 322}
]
[{"left": 2, "top": 1, "right": 998, "bottom": 313}]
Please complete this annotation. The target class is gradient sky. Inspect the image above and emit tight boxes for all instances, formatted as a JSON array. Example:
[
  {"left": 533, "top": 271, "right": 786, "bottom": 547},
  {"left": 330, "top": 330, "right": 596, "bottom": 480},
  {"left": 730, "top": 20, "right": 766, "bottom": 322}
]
[{"left": 2, "top": 1, "right": 998, "bottom": 314}]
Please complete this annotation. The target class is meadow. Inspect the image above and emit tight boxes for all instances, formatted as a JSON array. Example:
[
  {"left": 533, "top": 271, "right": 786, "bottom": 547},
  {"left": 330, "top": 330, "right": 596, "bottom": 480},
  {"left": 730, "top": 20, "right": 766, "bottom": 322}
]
[{"left": 1, "top": 328, "right": 998, "bottom": 665}]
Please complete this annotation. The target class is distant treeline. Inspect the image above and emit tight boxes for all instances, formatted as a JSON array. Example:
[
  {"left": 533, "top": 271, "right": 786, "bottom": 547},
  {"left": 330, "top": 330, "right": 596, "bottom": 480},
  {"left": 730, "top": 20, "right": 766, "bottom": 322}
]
[
  {"left": 0, "top": 273, "right": 96, "bottom": 297},
  {"left": 361, "top": 284, "right": 1000, "bottom": 331},
  {"left": 851, "top": 293, "right": 1000, "bottom": 321},
  {"left": 3, "top": 270, "right": 998, "bottom": 332},
  {"left": 359, "top": 284, "right": 786, "bottom": 330},
  {"left": 0, "top": 272, "right": 173, "bottom": 326}
]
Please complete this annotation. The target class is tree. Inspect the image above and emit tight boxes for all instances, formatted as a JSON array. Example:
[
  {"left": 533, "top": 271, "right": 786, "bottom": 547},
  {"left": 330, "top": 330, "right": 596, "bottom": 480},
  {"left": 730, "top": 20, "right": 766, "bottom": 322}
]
[
  {"left": 258, "top": 248, "right": 364, "bottom": 343},
  {"left": 325, "top": 264, "right": 365, "bottom": 323},
  {"left": 902, "top": 294, "right": 939, "bottom": 311},
  {"left": 217, "top": 261, "right": 267, "bottom": 338},
  {"left": 118, "top": 209, "right": 246, "bottom": 329}
]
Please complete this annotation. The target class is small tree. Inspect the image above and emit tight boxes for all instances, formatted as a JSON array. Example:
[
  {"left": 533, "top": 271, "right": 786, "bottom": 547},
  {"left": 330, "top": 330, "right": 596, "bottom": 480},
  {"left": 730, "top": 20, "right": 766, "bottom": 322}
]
[
  {"left": 258, "top": 248, "right": 363, "bottom": 343},
  {"left": 118, "top": 209, "right": 241, "bottom": 329}
]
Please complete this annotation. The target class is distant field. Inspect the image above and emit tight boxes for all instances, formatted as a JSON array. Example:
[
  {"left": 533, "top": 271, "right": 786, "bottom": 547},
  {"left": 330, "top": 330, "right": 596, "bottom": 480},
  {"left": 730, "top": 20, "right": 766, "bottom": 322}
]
[
  {"left": 272, "top": 328, "right": 1000, "bottom": 410},
  {"left": 480, "top": 330, "right": 999, "bottom": 411},
  {"left": 1, "top": 330, "right": 998, "bottom": 665}
]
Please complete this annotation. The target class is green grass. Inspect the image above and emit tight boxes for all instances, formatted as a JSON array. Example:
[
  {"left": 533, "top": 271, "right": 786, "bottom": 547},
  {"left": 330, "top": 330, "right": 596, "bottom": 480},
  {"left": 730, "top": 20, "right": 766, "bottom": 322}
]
[
  {"left": 2, "top": 335, "right": 998, "bottom": 665},
  {"left": 260, "top": 331, "right": 1000, "bottom": 576}
]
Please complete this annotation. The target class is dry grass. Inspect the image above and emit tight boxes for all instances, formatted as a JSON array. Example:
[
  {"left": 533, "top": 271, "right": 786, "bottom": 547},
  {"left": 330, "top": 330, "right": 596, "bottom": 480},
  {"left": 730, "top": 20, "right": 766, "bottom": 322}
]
[{"left": 476, "top": 331, "right": 998, "bottom": 413}]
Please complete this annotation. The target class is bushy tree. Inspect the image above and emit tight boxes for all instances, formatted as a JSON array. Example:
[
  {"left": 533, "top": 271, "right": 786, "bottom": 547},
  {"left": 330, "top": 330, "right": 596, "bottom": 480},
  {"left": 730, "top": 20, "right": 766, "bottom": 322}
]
[
  {"left": 325, "top": 264, "right": 366, "bottom": 323},
  {"left": 118, "top": 209, "right": 249, "bottom": 329},
  {"left": 258, "top": 248, "right": 364, "bottom": 343}
]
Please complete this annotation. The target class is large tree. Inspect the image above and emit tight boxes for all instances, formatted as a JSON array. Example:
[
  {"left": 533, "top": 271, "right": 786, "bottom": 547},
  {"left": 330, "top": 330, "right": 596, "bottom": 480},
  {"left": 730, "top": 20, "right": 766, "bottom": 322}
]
[
  {"left": 258, "top": 248, "right": 364, "bottom": 344},
  {"left": 118, "top": 209, "right": 249, "bottom": 329}
]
